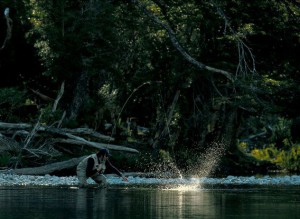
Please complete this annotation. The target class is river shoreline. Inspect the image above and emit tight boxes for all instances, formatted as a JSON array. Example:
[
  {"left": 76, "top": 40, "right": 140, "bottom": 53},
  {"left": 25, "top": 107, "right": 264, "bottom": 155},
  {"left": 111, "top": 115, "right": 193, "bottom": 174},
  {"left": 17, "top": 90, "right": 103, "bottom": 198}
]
[{"left": 1, "top": 172, "right": 300, "bottom": 188}]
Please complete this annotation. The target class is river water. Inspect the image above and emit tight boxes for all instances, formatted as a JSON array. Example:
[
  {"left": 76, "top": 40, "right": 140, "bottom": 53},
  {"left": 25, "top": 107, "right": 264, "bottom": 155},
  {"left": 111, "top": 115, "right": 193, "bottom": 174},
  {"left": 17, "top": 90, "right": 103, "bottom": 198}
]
[{"left": 1, "top": 184, "right": 300, "bottom": 219}]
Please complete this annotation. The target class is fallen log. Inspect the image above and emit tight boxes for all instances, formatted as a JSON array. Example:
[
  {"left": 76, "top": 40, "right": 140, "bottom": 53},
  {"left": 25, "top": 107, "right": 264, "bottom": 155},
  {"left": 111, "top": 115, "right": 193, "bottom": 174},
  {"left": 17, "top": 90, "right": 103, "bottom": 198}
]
[
  {"left": 0, "top": 121, "right": 139, "bottom": 166},
  {"left": 63, "top": 127, "right": 114, "bottom": 142},
  {"left": 0, "top": 122, "right": 114, "bottom": 142},
  {"left": 0, "top": 122, "right": 32, "bottom": 130},
  {"left": 53, "top": 138, "right": 139, "bottom": 153},
  {"left": 10, "top": 156, "right": 87, "bottom": 175},
  {"left": 40, "top": 127, "right": 138, "bottom": 153}
]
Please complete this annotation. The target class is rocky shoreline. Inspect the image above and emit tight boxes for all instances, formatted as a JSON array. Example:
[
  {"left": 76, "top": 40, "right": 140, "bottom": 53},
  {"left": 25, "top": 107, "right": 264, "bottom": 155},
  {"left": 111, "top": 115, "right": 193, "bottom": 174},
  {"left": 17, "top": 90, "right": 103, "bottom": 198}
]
[{"left": 1, "top": 172, "right": 300, "bottom": 187}]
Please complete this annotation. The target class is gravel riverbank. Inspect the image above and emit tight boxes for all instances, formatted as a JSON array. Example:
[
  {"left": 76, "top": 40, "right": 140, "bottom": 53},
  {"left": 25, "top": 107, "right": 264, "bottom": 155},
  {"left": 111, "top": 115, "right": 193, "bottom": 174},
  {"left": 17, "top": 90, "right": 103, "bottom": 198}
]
[{"left": 1, "top": 172, "right": 300, "bottom": 187}]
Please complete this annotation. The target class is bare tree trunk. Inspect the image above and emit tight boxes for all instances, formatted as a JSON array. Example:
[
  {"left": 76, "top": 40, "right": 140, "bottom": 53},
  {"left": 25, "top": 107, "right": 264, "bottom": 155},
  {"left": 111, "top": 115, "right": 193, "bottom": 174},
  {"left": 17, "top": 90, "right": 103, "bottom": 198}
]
[
  {"left": 67, "top": 71, "right": 90, "bottom": 121},
  {"left": 204, "top": 104, "right": 238, "bottom": 148},
  {"left": 152, "top": 90, "right": 180, "bottom": 153},
  {"left": 52, "top": 82, "right": 65, "bottom": 113},
  {"left": 1, "top": 8, "right": 13, "bottom": 50}
]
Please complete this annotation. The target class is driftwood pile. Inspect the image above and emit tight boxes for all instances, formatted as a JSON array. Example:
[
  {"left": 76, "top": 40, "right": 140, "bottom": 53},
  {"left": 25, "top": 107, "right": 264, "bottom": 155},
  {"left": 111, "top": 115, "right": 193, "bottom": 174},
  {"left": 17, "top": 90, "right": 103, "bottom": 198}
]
[{"left": 0, "top": 121, "right": 139, "bottom": 175}]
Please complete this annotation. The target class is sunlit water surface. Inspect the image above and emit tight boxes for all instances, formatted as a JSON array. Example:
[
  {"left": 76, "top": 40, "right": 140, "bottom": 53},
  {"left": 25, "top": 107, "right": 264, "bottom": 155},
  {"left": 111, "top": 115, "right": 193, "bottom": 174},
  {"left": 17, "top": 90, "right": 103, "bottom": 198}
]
[{"left": 1, "top": 183, "right": 300, "bottom": 219}]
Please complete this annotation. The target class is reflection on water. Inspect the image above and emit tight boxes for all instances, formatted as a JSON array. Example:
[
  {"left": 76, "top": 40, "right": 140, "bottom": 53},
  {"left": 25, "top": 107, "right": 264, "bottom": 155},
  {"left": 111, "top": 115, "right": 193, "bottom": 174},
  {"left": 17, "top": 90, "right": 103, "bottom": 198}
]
[
  {"left": 1, "top": 186, "right": 300, "bottom": 219},
  {"left": 147, "top": 190, "right": 218, "bottom": 218},
  {"left": 75, "top": 188, "right": 107, "bottom": 219}
]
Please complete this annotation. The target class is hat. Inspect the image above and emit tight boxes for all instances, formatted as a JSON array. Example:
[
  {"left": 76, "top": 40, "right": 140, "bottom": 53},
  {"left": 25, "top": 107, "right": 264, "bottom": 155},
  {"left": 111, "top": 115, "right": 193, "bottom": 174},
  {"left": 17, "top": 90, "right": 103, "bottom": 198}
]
[{"left": 97, "top": 148, "right": 111, "bottom": 157}]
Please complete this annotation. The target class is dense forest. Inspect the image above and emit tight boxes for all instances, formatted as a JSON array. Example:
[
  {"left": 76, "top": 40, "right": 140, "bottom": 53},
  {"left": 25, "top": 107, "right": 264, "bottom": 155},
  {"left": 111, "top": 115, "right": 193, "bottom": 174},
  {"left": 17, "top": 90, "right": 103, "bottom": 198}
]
[{"left": 0, "top": 0, "right": 299, "bottom": 177}]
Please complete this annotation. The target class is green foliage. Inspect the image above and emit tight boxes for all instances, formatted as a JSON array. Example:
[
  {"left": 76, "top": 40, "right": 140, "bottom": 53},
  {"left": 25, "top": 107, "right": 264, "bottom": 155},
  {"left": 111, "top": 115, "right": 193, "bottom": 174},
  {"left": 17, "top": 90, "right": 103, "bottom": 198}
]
[
  {"left": 0, "top": 88, "right": 31, "bottom": 122},
  {"left": 0, "top": 153, "right": 11, "bottom": 167},
  {"left": 0, "top": 0, "right": 300, "bottom": 174},
  {"left": 158, "top": 149, "right": 173, "bottom": 162},
  {"left": 39, "top": 104, "right": 64, "bottom": 125},
  {"left": 97, "top": 84, "right": 120, "bottom": 120},
  {"left": 239, "top": 116, "right": 292, "bottom": 150},
  {"left": 108, "top": 152, "right": 140, "bottom": 172},
  {"left": 269, "top": 117, "right": 292, "bottom": 148},
  {"left": 238, "top": 141, "right": 249, "bottom": 153},
  {"left": 251, "top": 144, "right": 300, "bottom": 172},
  {"left": 239, "top": 115, "right": 298, "bottom": 172},
  {"left": 0, "top": 87, "right": 24, "bottom": 108}
]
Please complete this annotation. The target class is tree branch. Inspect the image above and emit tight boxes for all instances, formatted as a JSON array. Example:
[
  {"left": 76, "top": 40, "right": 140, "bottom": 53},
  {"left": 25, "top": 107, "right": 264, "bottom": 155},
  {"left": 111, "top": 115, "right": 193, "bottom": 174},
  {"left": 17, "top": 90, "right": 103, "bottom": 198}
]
[
  {"left": 1, "top": 8, "right": 13, "bottom": 50},
  {"left": 210, "top": 0, "right": 256, "bottom": 77},
  {"left": 52, "top": 82, "right": 65, "bottom": 112},
  {"left": 0, "top": 122, "right": 138, "bottom": 153},
  {"left": 30, "top": 89, "right": 54, "bottom": 101},
  {"left": 132, "top": 0, "right": 233, "bottom": 81}
]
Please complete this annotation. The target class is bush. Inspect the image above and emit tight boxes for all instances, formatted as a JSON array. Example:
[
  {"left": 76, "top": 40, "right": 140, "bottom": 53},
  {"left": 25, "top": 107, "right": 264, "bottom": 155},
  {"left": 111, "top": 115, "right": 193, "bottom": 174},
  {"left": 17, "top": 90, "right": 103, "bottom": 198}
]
[
  {"left": 0, "top": 88, "right": 26, "bottom": 122},
  {"left": 0, "top": 153, "right": 11, "bottom": 167},
  {"left": 250, "top": 144, "right": 300, "bottom": 171}
]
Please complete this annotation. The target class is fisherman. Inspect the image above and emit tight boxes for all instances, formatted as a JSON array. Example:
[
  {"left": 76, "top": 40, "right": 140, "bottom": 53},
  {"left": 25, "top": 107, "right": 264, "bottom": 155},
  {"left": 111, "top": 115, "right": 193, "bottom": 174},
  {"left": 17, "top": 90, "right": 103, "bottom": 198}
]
[{"left": 76, "top": 148, "right": 128, "bottom": 188}]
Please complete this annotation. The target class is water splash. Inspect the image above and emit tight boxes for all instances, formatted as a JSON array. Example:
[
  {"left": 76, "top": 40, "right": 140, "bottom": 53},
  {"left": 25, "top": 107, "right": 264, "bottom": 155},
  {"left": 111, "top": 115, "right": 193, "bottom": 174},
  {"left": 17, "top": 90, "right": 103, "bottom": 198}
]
[
  {"left": 146, "top": 160, "right": 183, "bottom": 179},
  {"left": 163, "top": 178, "right": 203, "bottom": 191},
  {"left": 186, "top": 141, "right": 226, "bottom": 178}
]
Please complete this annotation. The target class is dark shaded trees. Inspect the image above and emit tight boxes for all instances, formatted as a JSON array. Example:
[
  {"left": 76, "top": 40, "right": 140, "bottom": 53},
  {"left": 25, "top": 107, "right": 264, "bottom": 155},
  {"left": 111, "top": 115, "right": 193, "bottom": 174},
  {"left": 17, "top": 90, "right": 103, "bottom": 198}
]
[{"left": 0, "top": 0, "right": 299, "bottom": 175}]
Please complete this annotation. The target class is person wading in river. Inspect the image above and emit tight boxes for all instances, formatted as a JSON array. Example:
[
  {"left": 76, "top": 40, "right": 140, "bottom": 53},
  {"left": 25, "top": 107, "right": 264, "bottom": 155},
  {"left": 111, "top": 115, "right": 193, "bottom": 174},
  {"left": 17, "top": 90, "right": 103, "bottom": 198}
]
[{"left": 76, "top": 148, "right": 128, "bottom": 188}]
